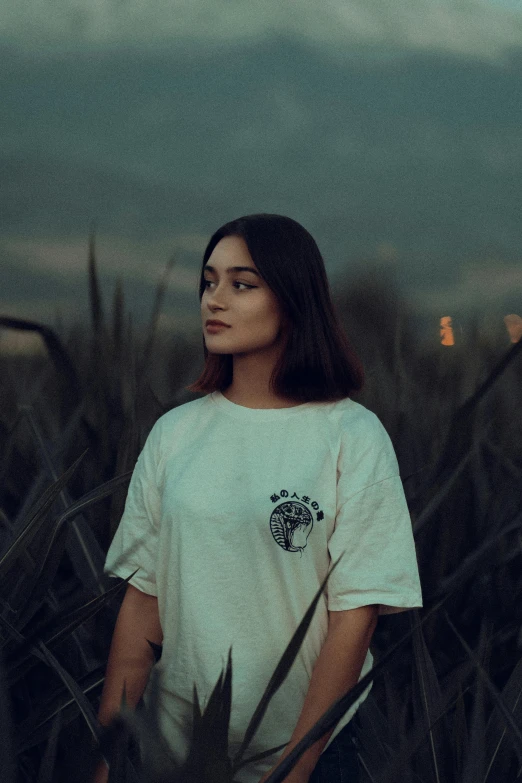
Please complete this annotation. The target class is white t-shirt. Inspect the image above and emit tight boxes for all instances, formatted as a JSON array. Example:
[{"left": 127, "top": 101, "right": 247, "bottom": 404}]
[{"left": 104, "top": 391, "right": 423, "bottom": 782}]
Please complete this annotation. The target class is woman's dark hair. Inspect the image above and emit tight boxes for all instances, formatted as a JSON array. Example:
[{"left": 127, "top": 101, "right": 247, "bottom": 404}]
[{"left": 186, "top": 213, "right": 364, "bottom": 402}]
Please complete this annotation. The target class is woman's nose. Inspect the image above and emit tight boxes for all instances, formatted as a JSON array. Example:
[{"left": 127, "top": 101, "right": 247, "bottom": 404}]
[{"left": 206, "top": 283, "right": 228, "bottom": 306}]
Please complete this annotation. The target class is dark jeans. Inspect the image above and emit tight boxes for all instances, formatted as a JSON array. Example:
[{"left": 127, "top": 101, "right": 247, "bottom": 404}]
[{"left": 308, "top": 721, "right": 360, "bottom": 783}]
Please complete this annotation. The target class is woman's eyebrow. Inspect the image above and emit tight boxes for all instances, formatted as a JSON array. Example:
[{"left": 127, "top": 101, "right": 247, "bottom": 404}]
[{"left": 203, "top": 264, "right": 260, "bottom": 277}]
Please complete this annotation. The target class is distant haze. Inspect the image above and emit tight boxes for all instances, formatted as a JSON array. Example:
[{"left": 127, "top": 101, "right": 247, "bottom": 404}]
[{"left": 1, "top": 0, "right": 521, "bottom": 340}]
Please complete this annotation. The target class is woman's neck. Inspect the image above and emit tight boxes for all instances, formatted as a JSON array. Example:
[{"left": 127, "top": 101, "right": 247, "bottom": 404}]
[{"left": 222, "top": 387, "right": 302, "bottom": 409}]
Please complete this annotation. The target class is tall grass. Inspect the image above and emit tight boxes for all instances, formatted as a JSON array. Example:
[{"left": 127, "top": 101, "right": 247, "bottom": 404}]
[{"left": 0, "top": 235, "right": 521, "bottom": 782}]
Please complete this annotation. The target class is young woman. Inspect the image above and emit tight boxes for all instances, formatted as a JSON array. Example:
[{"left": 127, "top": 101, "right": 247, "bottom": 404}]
[{"left": 97, "top": 213, "right": 423, "bottom": 783}]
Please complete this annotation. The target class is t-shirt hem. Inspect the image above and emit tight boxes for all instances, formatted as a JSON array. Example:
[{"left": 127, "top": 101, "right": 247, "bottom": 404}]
[
  {"left": 105, "top": 569, "right": 158, "bottom": 597},
  {"left": 328, "top": 596, "right": 423, "bottom": 615}
]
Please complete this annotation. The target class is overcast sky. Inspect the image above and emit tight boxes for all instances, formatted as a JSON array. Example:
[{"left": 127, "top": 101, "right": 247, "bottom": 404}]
[{"left": 1, "top": 0, "right": 521, "bottom": 343}]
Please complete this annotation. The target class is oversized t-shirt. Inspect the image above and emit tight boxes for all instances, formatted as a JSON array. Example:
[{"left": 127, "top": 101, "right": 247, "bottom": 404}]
[{"left": 103, "top": 390, "right": 423, "bottom": 782}]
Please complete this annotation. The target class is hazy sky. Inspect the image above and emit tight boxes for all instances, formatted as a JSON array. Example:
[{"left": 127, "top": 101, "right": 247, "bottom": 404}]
[{"left": 1, "top": 0, "right": 521, "bottom": 341}]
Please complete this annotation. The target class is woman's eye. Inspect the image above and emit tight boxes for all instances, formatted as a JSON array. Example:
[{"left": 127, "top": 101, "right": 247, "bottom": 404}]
[{"left": 203, "top": 281, "right": 254, "bottom": 291}]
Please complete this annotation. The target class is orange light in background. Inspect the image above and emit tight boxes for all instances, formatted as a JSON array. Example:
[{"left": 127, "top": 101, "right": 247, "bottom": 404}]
[
  {"left": 440, "top": 316, "right": 454, "bottom": 346},
  {"left": 504, "top": 314, "right": 522, "bottom": 343}
]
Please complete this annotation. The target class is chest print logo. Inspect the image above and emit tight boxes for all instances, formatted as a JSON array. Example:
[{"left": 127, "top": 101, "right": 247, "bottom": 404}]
[{"left": 269, "top": 490, "right": 324, "bottom": 555}]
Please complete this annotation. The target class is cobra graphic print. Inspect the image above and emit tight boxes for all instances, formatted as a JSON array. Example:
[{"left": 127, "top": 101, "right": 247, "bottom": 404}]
[{"left": 269, "top": 489, "right": 324, "bottom": 555}]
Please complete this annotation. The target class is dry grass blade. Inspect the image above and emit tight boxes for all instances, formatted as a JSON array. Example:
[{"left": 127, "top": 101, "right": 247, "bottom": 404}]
[
  {"left": 411, "top": 337, "right": 522, "bottom": 509},
  {"left": 444, "top": 611, "right": 522, "bottom": 770},
  {"left": 373, "top": 677, "right": 477, "bottom": 783},
  {"left": 0, "top": 446, "right": 109, "bottom": 640},
  {"left": 0, "top": 450, "right": 87, "bottom": 576},
  {"left": 35, "top": 709, "right": 62, "bottom": 783},
  {"left": 15, "top": 405, "right": 129, "bottom": 601},
  {"left": 0, "top": 316, "right": 80, "bottom": 400},
  {"left": 0, "top": 607, "right": 49, "bottom": 673},
  {"left": 483, "top": 654, "right": 522, "bottom": 782},
  {"left": 88, "top": 225, "right": 106, "bottom": 339},
  {"left": 410, "top": 611, "right": 451, "bottom": 783},
  {"left": 139, "top": 252, "right": 178, "bottom": 379},
  {"left": 112, "top": 277, "right": 125, "bottom": 359},
  {"left": 0, "top": 650, "right": 16, "bottom": 783},
  {"left": 109, "top": 417, "right": 139, "bottom": 536},
  {"left": 424, "top": 509, "right": 522, "bottom": 603},
  {"left": 248, "top": 600, "right": 445, "bottom": 782},
  {"left": 104, "top": 686, "right": 142, "bottom": 783},
  {"left": 412, "top": 447, "right": 472, "bottom": 535},
  {"left": 454, "top": 683, "right": 469, "bottom": 777},
  {"left": 23, "top": 405, "right": 75, "bottom": 507},
  {"left": 0, "top": 407, "right": 27, "bottom": 505},
  {"left": 14, "top": 666, "right": 105, "bottom": 754},
  {"left": 11, "top": 473, "right": 49, "bottom": 532},
  {"left": 35, "top": 639, "right": 105, "bottom": 749},
  {"left": 181, "top": 649, "right": 236, "bottom": 783},
  {"left": 0, "top": 508, "right": 13, "bottom": 537},
  {"left": 3, "top": 570, "right": 134, "bottom": 674},
  {"left": 232, "top": 553, "right": 344, "bottom": 771},
  {"left": 353, "top": 694, "right": 394, "bottom": 781},
  {"left": 13, "top": 513, "right": 71, "bottom": 633},
  {"left": 483, "top": 437, "right": 522, "bottom": 482},
  {"left": 4, "top": 638, "right": 106, "bottom": 783},
  {"left": 461, "top": 621, "right": 488, "bottom": 783},
  {"left": 54, "top": 470, "right": 133, "bottom": 527}
]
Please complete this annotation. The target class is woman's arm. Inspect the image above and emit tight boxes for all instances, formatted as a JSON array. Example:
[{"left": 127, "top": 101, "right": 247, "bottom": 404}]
[
  {"left": 92, "top": 583, "right": 164, "bottom": 783},
  {"left": 259, "top": 604, "right": 378, "bottom": 783}
]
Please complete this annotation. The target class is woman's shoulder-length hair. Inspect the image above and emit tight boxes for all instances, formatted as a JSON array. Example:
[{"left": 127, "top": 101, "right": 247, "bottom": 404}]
[{"left": 186, "top": 213, "right": 364, "bottom": 403}]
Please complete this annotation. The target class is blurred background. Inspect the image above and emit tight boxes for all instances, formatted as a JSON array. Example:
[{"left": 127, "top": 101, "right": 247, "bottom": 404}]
[
  {"left": 1, "top": 0, "right": 521, "bottom": 354},
  {"left": 1, "top": 4, "right": 522, "bottom": 782}
]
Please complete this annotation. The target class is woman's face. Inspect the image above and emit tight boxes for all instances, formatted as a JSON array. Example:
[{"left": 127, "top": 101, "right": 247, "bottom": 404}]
[{"left": 201, "top": 235, "right": 288, "bottom": 356}]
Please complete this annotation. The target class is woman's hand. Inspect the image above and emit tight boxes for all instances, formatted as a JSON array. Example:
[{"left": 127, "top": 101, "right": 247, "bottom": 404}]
[
  {"left": 91, "top": 759, "right": 109, "bottom": 783},
  {"left": 258, "top": 764, "right": 309, "bottom": 783}
]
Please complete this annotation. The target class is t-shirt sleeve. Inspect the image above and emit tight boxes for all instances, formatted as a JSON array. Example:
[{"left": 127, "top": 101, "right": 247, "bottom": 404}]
[
  {"left": 327, "top": 411, "right": 423, "bottom": 615},
  {"left": 103, "top": 420, "right": 162, "bottom": 597}
]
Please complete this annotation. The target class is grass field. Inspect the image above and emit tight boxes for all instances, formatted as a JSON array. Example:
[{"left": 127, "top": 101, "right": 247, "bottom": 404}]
[{"left": 0, "top": 240, "right": 521, "bottom": 782}]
